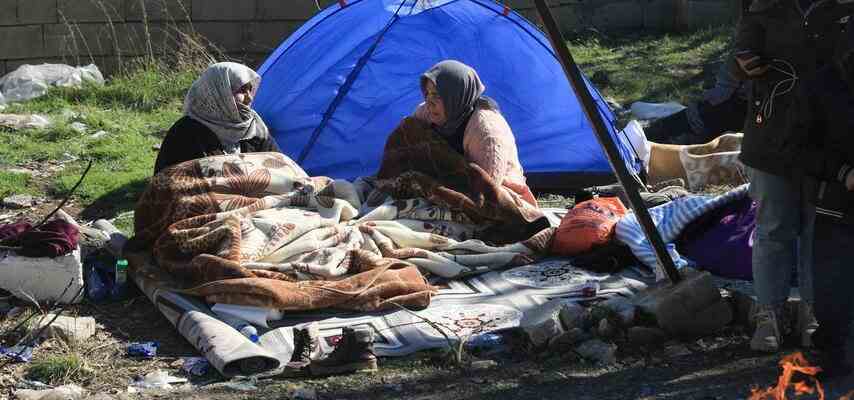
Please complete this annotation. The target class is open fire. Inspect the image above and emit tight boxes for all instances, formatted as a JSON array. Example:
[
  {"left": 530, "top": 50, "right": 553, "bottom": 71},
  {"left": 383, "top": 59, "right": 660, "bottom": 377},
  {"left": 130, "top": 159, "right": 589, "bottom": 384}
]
[{"left": 749, "top": 352, "right": 854, "bottom": 400}]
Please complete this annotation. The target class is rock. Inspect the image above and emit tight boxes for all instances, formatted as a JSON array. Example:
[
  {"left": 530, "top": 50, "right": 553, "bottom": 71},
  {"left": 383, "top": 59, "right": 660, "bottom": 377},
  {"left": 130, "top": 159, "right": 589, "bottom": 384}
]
[
  {"left": 3, "top": 194, "right": 34, "bottom": 209},
  {"left": 576, "top": 339, "right": 617, "bottom": 365},
  {"left": 521, "top": 299, "right": 575, "bottom": 347},
  {"left": 89, "top": 130, "right": 108, "bottom": 139},
  {"left": 70, "top": 122, "right": 88, "bottom": 133},
  {"left": 14, "top": 384, "right": 84, "bottom": 400},
  {"left": 85, "top": 394, "right": 115, "bottom": 400},
  {"left": 7, "top": 168, "right": 35, "bottom": 176},
  {"left": 548, "top": 327, "right": 590, "bottom": 353},
  {"left": 600, "top": 296, "right": 637, "bottom": 326},
  {"left": 627, "top": 326, "right": 669, "bottom": 346},
  {"left": 558, "top": 301, "right": 586, "bottom": 331},
  {"left": 36, "top": 315, "right": 97, "bottom": 342},
  {"left": 470, "top": 359, "right": 498, "bottom": 370},
  {"left": 663, "top": 343, "right": 692, "bottom": 358},
  {"left": 285, "top": 385, "right": 317, "bottom": 400},
  {"left": 597, "top": 318, "right": 618, "bottom": 339}
]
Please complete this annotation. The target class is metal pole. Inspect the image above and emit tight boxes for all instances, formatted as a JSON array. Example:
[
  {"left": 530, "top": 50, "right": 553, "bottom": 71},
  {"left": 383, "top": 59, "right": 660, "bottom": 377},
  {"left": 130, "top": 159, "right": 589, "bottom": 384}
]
[{"left": 532, "top": 0, "right": 683, "bottom": 284}]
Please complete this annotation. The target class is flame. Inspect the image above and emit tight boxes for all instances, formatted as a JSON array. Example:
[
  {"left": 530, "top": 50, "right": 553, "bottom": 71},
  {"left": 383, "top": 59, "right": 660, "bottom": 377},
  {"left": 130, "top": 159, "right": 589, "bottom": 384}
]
[{"left": 749, "top": 352, "right": 825, "bottom": 400}]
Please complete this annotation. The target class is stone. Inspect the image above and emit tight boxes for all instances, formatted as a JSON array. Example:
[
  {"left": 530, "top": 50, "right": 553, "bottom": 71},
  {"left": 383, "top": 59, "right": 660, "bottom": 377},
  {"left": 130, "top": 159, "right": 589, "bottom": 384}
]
[
  {"left": 600, "top": 296, "right": 637, "bottom": 326},
  {"left": 558, "top": 301, "right": 586, "bottom": 330},
  {"left": 36, "top": 315, "right": 97, "bottom": 342},
  {"left": 634, "top": 270, "right": 731, "bottom": 337},
  {"left": 70, "top": 122, "right": 88, "bottom": 133},
  {"left": 548, "top": 328, "right": 590, "bottom": 354},
  {"left": 597, "top": 318, "right": 618, "bottom": 339},
  {"left": 89, "top": 130, "right": 108, "bottom": 139},
  {"left": 470, "top": 359, "right": 498, "bottom": 370},
  {"left": 3, "top": 194, "right": 34, "bottom": 209},
  {"left": 284, "top": 385, "right": 317, "bottom": 400},
  {"left": 576, "top": 339, "right": 617, "bottom": 365},
  {"left": 85, "top": 394, "right": 115, "bottom": 400},
  {"left": 627, "top": 326, "right": 669, "bottom": 346},
  {"left": 521, "top": 299, "right": 575, "bottom": 347},
  {"left": 0, "top": 248, "right": 84, "bottom": 304}
]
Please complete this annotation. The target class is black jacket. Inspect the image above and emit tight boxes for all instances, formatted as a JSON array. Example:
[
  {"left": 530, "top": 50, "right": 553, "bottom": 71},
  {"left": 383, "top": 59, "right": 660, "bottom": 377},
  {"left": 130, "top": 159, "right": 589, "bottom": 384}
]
[
  {"left": 787, "top": 65, "right": 854, "bottom": 222},
  {"left": 153, "top": 116, "right": 282, "bottom": 174},
  {"left": 730, "top": 0, "right": 853, "bottom": 176}
]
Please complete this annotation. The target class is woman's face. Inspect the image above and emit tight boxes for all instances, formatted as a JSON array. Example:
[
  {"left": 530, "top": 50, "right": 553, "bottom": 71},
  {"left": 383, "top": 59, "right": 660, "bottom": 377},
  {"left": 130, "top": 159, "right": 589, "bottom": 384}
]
[
  {"left": 423, "top": 80, "right": 447, "bottom": 126},
  {"left": 234, "top": 82, "right": 254, "bottom": 107}
]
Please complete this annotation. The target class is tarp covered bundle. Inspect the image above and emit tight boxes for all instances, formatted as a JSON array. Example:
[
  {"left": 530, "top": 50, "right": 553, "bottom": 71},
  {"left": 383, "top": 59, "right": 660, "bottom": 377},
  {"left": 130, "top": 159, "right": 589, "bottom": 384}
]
[{"left": 254, "top": 0, "right": 640, "bottom": 188}]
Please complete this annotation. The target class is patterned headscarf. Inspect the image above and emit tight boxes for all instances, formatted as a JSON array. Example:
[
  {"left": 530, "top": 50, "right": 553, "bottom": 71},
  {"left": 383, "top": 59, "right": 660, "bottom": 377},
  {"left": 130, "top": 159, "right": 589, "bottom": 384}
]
[
  {"left": 183, "top": 62, "right": 269, "bottom": 153},
  {"left": 420, "top": 60, "right": 489, "bottom": 138}
]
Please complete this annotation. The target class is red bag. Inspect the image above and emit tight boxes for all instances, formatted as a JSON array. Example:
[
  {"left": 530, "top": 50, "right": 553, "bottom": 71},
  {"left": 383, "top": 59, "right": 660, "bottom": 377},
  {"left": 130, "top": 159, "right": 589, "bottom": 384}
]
[{"left": 551, "top": 197, "right": 628, "bottom": 256}]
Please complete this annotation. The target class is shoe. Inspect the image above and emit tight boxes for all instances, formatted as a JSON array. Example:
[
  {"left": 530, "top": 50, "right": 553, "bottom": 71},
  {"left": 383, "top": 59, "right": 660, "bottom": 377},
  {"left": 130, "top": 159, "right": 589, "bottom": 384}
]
[
  {"left": 797, "top": 301, "right": 818, "bottom": 348},
  {"left": 282, "top": 324, "right": 321, "bottom": 376},
  {"left": 750, "top": 304, "right": 782, "bottom": 353},
  {"left": 309, "top": 326, "right": 378, "bottom": 376}
]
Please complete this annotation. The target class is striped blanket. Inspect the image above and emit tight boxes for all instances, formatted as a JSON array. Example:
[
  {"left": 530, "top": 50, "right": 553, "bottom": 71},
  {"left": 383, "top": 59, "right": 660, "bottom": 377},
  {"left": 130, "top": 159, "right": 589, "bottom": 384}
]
[{"left": 614, "top": 185, "right": 750, "bottom": 280}]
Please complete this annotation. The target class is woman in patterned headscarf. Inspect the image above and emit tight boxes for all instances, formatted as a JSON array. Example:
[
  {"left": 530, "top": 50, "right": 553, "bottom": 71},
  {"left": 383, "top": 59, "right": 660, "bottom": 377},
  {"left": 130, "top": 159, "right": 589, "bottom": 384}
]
[
  {"left": 154, "top": 62, "right": 281, "bottom": 174},
  {"left": 414, "top": 60, "right": 537, "bottom": 206}
]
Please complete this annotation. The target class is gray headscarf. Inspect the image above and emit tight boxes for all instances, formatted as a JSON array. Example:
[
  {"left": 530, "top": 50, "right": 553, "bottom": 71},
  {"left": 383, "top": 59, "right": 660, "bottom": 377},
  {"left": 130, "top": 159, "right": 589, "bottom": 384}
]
[
  {"left": 420, "top": 60, "right": 495, "bottom": 138},
  {"left": 183, "top": 62, "right": 269, "bottom": 154}
]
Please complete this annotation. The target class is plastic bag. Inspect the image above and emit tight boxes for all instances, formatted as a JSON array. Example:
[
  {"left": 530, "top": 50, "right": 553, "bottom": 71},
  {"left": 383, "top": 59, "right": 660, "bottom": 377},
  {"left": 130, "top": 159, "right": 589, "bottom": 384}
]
[
  {"left": 551, "top": 197, "right": 628, "bottom": 256},
  {"left": 0, "top": 64, "right": 104, "bottom": 104}
]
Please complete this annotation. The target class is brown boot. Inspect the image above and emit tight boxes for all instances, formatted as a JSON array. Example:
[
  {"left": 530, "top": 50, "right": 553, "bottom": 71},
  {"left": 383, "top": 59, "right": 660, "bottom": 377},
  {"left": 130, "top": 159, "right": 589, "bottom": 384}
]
[
  {"left": 283, "top": 324, "right": 320, "bottom": 375},
  {"left": 309, "top": 327, "right": 377, "bottom": 376}
]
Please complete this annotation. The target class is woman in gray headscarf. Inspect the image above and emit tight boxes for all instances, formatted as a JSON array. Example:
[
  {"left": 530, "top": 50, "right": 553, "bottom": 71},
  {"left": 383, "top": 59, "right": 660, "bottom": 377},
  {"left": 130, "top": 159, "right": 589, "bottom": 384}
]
[
  {"left": 414, "top": 60, "right": 536, "bottom": 206},
  {"left": 154, "top": 62, "right": 281, "bottom": 173}
]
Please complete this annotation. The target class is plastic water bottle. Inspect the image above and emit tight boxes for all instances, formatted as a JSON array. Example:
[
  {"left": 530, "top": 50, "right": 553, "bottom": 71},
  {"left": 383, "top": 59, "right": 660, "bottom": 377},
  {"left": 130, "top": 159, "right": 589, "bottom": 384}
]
[
  {"left": 222, "top": 318, "right": 259, "bottom": 343},
  {"left": 465, "top": 332, "right": 507, "bottom": 355},
  {"left": 111, "top": 259, "right": 129, "bottom": 299}
]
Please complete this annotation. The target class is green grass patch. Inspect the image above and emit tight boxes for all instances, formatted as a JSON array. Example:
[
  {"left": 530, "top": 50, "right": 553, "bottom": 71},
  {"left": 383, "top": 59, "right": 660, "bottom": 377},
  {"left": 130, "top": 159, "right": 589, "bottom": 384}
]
[
  {"left": 26, "top": 354, "right": 89, "bottom": 384},
  {"left": 0, "top": 171, "right": 34, "bottom": 198},
  {"left": 569, "top": 25, "right": 734, "bottom": 105}
]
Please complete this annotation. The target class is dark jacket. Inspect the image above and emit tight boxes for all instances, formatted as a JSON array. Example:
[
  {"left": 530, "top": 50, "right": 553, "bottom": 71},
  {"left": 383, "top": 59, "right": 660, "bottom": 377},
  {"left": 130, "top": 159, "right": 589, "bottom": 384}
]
[
  {"left": 153, "top": 116, "right": 282, "bottom": 174},
  {"left": 787, "top": 65, "right": 854, "bottom": 222},
  {"left": 730, "top": 0, "right": 853, "bottom": 176}
]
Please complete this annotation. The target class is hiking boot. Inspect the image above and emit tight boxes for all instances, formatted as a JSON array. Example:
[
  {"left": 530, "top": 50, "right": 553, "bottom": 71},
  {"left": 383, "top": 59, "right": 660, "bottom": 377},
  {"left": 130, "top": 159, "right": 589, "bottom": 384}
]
[
  {"left": 282, "top": 324, "right": 320, "bottom": 376},
  {"left": 309, "top": 326, "right": 377, "bottom": 376},
  {"left": 797, "top": 302, "right": 818, "bottom": 348},
  {"left": 750, "top": 304, "right": 782, "bottom": 353}
]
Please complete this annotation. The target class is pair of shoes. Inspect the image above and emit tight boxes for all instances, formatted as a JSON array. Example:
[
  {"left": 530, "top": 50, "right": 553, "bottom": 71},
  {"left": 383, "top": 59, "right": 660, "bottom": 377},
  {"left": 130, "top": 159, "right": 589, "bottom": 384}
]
[
  {"left": 750, "top": 304, "right": 783, "bottom": 353},
  {"left": 309, "top": 326, "right": 378, "bottom": 376}
]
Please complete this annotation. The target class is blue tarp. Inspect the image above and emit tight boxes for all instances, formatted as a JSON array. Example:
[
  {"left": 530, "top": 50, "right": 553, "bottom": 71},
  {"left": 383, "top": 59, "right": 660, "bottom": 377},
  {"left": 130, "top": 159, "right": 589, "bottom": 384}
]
[{"left": 255, "top": 0, "right": 639, "bottom": 184}]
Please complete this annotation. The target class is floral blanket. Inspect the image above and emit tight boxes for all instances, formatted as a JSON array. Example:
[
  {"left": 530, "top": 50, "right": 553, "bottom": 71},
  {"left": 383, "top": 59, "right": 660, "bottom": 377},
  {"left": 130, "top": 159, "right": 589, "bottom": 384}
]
[{"left": 130, "top": 152, "right": 553, "bottom": 312}]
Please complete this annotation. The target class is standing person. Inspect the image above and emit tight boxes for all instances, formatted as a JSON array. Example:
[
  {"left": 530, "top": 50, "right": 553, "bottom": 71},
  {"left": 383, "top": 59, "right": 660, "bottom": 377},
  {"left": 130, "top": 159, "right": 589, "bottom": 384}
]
[
  {"left": 787, "top": 19, "right": 854, "bottom": 378},
  {"left": 731, "top": 0, "right": 853, "bottom": 353},
  {"left": 154, "top": 62, "right": 281, "bottom": 174}
]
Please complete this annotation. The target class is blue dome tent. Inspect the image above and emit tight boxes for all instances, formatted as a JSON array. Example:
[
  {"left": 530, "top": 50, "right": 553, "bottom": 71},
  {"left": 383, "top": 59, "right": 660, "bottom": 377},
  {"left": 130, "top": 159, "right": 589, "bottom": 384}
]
[{"left": 254, "top": 0, "right": 640, "bottom": 190}]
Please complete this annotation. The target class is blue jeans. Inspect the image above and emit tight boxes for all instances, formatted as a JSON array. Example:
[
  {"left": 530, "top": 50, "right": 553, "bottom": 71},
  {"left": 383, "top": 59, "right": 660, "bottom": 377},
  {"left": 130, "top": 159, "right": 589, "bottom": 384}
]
[{"left": 749, "top": 167, "right": 815, "bottom": 307}]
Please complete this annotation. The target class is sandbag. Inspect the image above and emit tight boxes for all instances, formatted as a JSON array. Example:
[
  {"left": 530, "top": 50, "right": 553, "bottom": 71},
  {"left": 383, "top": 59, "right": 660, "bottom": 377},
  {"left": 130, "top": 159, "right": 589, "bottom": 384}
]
[{"left": 551, "top": 197, "right": 627, "bottom": 256}]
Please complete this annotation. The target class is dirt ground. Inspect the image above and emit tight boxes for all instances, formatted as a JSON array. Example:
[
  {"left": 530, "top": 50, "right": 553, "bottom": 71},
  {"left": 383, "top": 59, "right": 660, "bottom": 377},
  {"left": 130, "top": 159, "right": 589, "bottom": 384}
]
[{"left": 3, "top": 280, "right": 854, "bottom": 400}]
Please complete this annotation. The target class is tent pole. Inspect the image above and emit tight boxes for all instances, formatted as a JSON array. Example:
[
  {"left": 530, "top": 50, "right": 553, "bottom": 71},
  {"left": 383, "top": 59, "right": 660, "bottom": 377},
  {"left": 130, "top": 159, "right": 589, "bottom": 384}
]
[{"left": 532, "top": 0, "right": 682, "bottom": 284}]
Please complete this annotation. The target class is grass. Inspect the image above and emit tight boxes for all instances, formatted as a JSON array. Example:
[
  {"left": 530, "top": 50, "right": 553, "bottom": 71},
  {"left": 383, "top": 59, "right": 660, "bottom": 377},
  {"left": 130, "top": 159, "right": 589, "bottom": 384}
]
[
  {"left": 569, "top": 25, "right": 734, "bottom": 106},
  {"left": 0, "top": 26, "right": 733, "bottom": 233},
  {"left": 26, "top": 353, "right": 90, "bottom": 384}
]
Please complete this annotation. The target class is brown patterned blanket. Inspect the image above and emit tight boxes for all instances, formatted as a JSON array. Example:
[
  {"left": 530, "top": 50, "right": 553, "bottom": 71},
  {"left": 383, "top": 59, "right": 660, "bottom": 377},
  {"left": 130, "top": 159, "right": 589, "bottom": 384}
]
[
  {"left": 372, "top": 117, "right": 549, "bottom": 245},
  {"left": 130, "top": 151, "right": 553, "bottom": 312}
]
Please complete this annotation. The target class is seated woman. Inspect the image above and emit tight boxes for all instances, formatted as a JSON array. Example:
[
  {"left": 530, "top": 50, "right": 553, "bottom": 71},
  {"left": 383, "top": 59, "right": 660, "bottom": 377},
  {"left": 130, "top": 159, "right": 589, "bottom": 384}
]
[
  {"left": 413, "top": 60, "right": 537, "bottom": 207},
  {"left": 153, "top": 62, "right": 281, "bottom": 174}
]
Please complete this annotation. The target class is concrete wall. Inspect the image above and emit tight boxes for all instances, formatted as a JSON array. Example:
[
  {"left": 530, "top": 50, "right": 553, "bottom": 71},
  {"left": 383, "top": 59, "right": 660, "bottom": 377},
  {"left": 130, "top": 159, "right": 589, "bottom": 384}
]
[{"left": 0, "top": 0, "right": 740, "bottom": 77}]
